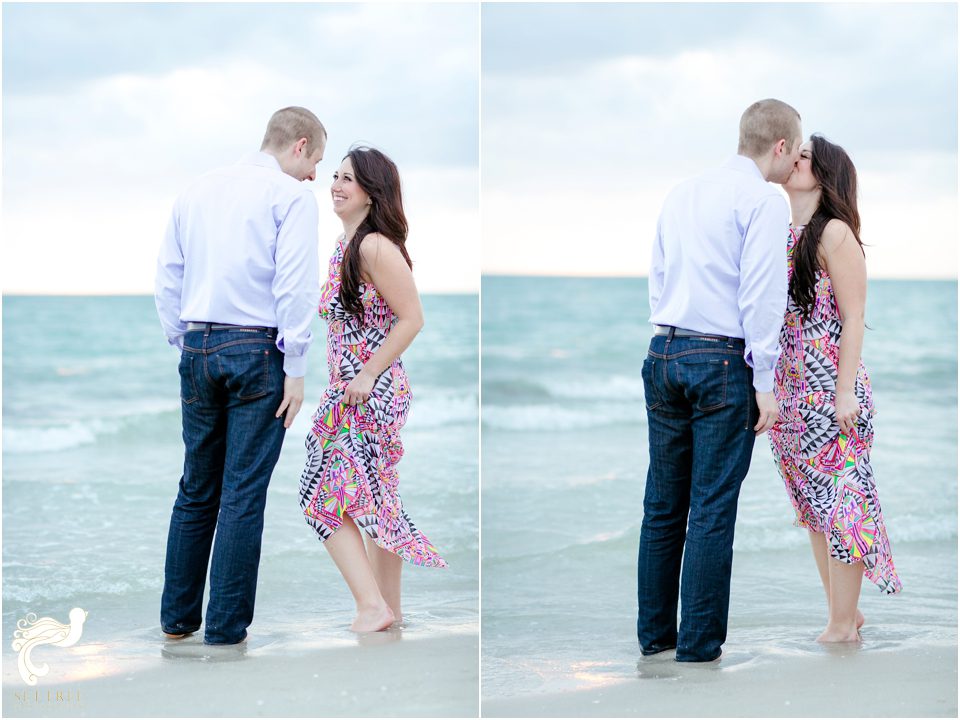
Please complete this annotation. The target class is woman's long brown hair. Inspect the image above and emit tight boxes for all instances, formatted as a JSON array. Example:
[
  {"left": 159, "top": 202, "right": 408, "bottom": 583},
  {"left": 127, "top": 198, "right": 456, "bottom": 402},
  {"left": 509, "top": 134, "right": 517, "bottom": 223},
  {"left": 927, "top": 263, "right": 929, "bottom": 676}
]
[
  {"left": 339, "top": 145, "right": 412, "bottom": 318},
  {"left": 790, "top": 134, "right": 865, "bottom": 316}
]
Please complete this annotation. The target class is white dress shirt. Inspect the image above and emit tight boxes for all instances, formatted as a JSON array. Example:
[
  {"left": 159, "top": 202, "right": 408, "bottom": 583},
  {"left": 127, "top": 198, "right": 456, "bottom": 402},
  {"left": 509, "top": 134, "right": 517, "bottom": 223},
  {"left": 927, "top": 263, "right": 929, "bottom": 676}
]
[
  {"left": 155, "top": 151, "right": 321, "bottom": 377},
  {"left": 649, "top": 155, "right": 789, "bottom": 392}
]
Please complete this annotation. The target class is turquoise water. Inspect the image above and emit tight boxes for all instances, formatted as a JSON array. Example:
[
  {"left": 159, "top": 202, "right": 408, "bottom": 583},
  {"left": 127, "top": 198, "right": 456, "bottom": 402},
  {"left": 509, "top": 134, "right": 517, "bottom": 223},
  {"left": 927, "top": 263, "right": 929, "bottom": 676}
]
[
  {"left": 2, "top": 294, "right": 478, "bottom": 657},
  {"left": 481, "top": 276, "right": 958, "bottom": 698},
  {"left": 4, "top": 282, "right": 957, "bottom": 702}
]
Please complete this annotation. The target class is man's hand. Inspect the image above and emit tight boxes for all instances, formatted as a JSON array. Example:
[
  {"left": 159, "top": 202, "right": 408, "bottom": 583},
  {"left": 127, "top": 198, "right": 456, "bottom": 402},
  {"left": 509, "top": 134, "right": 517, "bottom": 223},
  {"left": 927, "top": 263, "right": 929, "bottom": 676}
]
[
  {"left": 754, "top": 390, "right": 779, "bottom": 436},
  {"left": 276, "top": 375, "right": 305, "bottom": 429}
]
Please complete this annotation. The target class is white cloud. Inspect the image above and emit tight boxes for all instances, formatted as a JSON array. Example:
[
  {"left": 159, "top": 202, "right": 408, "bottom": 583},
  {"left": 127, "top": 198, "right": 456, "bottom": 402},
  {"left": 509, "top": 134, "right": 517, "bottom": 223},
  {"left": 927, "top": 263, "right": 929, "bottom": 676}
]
[
  {"left": 5, "top": 60, "right": 312, "bottom": 193},
  {"left": 3, "top": 4, "right": 479, "bottom": 294},
  {"left": 482, "top": 23, "right": 957, "bottom": 278}
]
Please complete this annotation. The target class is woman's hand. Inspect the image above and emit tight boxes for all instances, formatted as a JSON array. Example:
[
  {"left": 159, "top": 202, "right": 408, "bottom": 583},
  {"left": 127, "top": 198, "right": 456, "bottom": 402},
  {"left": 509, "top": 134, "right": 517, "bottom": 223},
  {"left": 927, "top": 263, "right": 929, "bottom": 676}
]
[
  {"left": 343, "top": 371, "right": 375, "bottom": 406},
  {"left": 835, "top": 389, "right": 861, "bottom": 436}
]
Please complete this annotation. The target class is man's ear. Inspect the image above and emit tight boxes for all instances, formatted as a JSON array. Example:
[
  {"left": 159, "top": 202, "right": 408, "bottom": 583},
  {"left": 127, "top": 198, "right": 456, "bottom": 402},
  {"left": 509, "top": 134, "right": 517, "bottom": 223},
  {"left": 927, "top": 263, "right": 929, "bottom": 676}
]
[{"left": 293, "top": 137, "right": 309, "bottom": 157}]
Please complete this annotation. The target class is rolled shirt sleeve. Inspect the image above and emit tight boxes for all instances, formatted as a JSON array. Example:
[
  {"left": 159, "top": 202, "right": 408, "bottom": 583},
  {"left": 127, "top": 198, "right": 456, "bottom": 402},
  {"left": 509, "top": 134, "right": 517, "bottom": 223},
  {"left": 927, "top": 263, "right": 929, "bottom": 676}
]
[
  {"left": 154, "top": 204, "right": 188, "bottom": 350},
  {"left": 272, "top": 190, "right": 321, "bottom": 377},
  {"left": 737, "top": 193, "right": 789, "bottom": 392}
]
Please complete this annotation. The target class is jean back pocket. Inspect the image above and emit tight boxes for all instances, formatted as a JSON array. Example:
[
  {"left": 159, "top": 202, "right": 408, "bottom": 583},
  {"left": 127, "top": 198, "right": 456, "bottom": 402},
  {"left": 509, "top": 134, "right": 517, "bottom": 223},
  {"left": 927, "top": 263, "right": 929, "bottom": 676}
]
[{"left": 676, "top": 356, "right": 728, "bottom": 412}]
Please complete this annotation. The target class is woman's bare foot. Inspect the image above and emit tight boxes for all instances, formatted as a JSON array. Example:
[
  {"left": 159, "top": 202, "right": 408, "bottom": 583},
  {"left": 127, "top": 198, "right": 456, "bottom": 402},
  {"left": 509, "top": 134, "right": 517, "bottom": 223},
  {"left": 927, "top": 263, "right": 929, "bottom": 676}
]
[
  {"left": 856, "top": 608, "right": 865, "bottom": 630},
  {"left": 817, "top": 623, "right": 861, "bottom": 643},
  {"left": 350, "top": 603, "right": 395, "bottom": 632}
]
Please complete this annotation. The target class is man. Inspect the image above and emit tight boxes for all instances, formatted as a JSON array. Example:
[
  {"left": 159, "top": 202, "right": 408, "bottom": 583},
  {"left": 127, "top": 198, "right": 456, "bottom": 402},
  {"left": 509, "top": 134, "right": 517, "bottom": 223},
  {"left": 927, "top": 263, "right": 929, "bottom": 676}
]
[
  {"left": 637, "top": 99, "right": 802, "bottom": 662},
  {"left": 155, "top": 106, "right": 326, "bottom": 645}
]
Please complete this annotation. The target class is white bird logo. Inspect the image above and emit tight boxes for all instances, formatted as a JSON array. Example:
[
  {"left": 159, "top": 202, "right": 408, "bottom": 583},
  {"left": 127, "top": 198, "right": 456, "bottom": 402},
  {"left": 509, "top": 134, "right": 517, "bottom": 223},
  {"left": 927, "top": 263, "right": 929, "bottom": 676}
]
[{"left": 11, "top": 608, "right": 88, "bottom": 686}]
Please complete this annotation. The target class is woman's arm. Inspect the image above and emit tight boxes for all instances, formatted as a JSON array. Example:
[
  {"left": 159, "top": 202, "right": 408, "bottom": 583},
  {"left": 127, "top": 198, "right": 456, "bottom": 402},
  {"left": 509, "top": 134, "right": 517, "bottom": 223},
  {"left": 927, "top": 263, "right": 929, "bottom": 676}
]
[
  {"left": 820, "top": 219, "right": 867, "bottom": 435},
  {"left": 342, "top": 233, "right": 424, "bottom": 405}
]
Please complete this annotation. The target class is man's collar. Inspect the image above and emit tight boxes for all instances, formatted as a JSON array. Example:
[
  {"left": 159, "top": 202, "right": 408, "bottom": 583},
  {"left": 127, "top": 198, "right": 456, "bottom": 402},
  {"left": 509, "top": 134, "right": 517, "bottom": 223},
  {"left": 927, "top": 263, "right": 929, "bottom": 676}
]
[
  {"left": 239, "top": 151, "right": 283, "bottom": 172},
  {"left": 725, "top": 154, "right": 764, "bottom": 180}
]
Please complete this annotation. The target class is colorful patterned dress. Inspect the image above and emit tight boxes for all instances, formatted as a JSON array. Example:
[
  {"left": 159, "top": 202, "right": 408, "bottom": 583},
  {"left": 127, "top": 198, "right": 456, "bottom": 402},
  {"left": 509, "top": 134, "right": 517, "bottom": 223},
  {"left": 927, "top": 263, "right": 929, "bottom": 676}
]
[
  {"left": 768, "top": 226, "right": 901, "bottom": 594},
  {"left": 299, "top": 234, "right": 446, "bottom": 568}
]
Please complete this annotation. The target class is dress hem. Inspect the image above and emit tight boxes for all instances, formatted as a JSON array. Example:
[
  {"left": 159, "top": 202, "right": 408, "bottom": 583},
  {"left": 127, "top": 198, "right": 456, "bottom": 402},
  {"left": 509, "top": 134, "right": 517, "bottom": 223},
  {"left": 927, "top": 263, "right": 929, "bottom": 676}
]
[{"left": 792, "top": 517, "right": 902, "bottom": 595}]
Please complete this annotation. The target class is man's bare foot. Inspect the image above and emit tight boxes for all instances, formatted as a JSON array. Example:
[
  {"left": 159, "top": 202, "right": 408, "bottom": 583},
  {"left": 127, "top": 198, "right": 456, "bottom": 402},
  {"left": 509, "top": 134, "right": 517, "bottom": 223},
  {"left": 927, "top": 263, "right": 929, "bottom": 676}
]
[
  {"left": 163, "top": 631, "right": 191, "bottom": 639},
  {"left": 350, "top": 604, "right": 395, "bottom": 632},
  {"left": 817, "top": 624, "right": 860, "bottom": 643}
]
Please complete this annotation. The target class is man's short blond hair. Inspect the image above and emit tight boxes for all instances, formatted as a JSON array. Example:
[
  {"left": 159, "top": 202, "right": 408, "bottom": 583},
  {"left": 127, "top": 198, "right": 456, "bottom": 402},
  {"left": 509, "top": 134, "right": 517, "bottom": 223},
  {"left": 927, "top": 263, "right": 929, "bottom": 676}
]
[
  {"left": 260, "top": 106, "right": 326, "bottom": 154},
  {"left": 738, "top": 99, "right": 801, "bottom": 157}
]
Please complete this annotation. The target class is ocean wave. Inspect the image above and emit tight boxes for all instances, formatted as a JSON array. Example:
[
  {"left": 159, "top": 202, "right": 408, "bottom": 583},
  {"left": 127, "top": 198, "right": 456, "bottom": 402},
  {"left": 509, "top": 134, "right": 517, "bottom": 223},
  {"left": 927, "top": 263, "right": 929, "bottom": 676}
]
[
  {"left": 482, "top": 526, "right": 639, "bottom": 564},
  {"left": 484, "top": 375, "right": 645, "bottom": 403},
  {"left": 3, "top": 420, "right": 120, "bottom": 454},
  {"left": 481, "top": 345, "right": 531, "bottom": 361},
  {"left": 3, "top": 399, "right": 180, "bottom": 454},
  {"left": 1, "top": 574, "right": 162, "bottom": 605},
  {"left": 877, "top": 513, "right": 958, "bottom": 545},
  {"left": 482, "top": 510, "right": 957, "bottom": 565},
  {"left": 482, "top": 379, "right": 553, "bottom": 401},
  {"left": 405, "top": 392, "right": 478, "bottom": 429},
  {"left": 482, "top": 402, "right": 645, "bottom": 431},
  {"left": 735, "top": 513, "right": 959, "bottom": 551},
  {"left": 547, "top": 376, "right": 644, "bottom": 401}
]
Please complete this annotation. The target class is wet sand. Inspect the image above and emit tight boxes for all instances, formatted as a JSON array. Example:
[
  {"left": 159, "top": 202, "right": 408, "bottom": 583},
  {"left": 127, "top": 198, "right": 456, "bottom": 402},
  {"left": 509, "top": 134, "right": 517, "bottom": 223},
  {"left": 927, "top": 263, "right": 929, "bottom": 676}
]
[
  {"left": 4, "top": 622, "right": 478, "bottom": 717},
  {"left": 482, "top": 642, "right": 957, "bottom": 717},
  {"left": 480, "top": 538, "right": 957, "bottom": 718}
]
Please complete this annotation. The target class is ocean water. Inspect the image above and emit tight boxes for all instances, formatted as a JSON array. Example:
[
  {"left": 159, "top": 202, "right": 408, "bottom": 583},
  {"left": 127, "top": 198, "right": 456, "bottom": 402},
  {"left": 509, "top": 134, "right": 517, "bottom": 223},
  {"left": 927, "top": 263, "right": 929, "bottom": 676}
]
[
  {"left": 481, "top": 276, "right": 958, "bottom": 699},
  {"left": 2, "top": 294, "right": 478, "bottom": 678}
]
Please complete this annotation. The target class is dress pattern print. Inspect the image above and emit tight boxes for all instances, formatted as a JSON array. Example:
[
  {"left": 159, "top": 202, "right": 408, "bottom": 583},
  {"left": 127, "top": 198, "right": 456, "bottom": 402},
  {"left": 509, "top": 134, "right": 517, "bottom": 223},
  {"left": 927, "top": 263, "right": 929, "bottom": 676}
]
[
  {"left": 768, "top": 226, "right": 901, "bottom": 594},
  {"left": 299, "top": 235, "right": 446, "bottom": 568}
]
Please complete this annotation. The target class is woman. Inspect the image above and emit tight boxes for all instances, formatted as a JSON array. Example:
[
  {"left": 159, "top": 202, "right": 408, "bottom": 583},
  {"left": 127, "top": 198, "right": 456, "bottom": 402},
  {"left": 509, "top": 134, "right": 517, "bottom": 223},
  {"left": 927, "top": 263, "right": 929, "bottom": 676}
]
[
  {"left": 299, "top": 145, "right": 446, "bottom": 634},
  {"left": 769, "top": 134, "right": 902, "bottom": 643}
]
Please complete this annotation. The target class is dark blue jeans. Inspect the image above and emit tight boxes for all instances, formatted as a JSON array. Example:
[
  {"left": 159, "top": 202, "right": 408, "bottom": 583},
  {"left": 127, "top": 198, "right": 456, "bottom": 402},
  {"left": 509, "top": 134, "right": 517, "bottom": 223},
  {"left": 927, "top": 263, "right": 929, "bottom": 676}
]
[
  {"left": 637, "top": 333, "right": 759, "bottom": 662},
  {"left": 161, "top": 326, "right": 286, "bottom": 644}
]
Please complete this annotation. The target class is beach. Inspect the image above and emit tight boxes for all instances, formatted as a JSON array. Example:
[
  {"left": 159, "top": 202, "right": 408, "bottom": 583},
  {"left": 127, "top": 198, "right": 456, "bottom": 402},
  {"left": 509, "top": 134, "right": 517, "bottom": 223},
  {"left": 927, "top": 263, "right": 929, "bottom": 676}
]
[
  {"left": 2, "top": 293, "right": 479, "bottom": 717},
  {"left": 4, "top": 628, "right": 478, "bottom": 718},
  {"left": 482, "top": 641, "right": 956, "bottom": 717},
  {"left": 481, "top": 536, "right": 956, "bottom": 718},
  {"left": 481, "top": 275, "right": 958, "bottom": 717}
]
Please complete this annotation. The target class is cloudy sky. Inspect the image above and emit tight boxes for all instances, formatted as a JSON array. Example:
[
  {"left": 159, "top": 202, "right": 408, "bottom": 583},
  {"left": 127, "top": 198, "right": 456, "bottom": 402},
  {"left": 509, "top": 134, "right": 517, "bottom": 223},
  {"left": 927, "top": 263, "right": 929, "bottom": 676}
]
[
  {"left": 482, "top": 3, "right": 958, "bottom": 279},
  {"left": 3, "top": 3, "right": 479, "bottom": 294}
]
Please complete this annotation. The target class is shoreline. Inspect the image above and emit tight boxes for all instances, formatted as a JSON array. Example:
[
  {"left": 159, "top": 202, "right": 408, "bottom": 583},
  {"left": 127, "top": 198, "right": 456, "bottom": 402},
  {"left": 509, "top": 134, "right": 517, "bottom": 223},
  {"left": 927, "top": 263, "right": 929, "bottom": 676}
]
[
  {"left": 482, "top": 643, "right": 957, "bottom": 717},
  {"left": 4, "top": 624, "right": 478, "bottom": 718},
  {"left": 480, "top": 536, "right": 957, "bottom": 715}
]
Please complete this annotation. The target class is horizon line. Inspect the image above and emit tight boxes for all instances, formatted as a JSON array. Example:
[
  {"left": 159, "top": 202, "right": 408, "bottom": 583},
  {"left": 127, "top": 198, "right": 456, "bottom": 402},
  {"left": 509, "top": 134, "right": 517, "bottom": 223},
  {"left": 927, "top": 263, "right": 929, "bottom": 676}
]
[
  {"left": 1, "top": 289, "right": 480, "bottom": 298},
  {"left": 481, "top": 272, "right": 958, "bottom": 282}
]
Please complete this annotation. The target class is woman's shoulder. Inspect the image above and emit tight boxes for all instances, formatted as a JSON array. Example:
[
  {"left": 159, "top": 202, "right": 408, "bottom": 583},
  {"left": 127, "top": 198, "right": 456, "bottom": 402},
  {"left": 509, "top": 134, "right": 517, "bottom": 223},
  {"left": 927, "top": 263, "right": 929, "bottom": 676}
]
[
  {"left": 358, "top": 232, "right": 405, "bottom": 263},
  {"left": 818, "top": 218, "right": 866, "bottom": 278},
  {"left": 820, "top": 218, "right": 855, "bottom": 252},
  {"left": 358, "top": 231, "right": 391, "bottom": 251}
]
